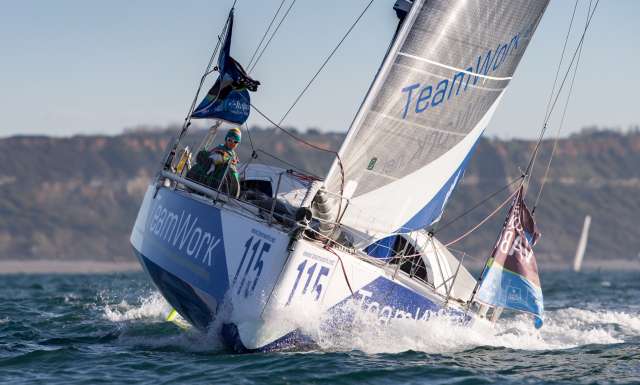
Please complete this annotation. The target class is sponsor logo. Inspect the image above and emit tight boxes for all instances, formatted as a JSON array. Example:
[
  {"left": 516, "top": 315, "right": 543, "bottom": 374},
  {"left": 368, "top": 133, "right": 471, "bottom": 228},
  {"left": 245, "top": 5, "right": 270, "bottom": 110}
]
[
  {"left": 355, "top": 289, "right": 434, "bottom": 323},
  {"left": 224, "top": 98, "right": 250, "bottom": 115},
  {"left": 400, "top": 30, "right": 526, "bottom": 119},
  {"left": 147, "top": 203, "right": 222, "bottom": 267}
]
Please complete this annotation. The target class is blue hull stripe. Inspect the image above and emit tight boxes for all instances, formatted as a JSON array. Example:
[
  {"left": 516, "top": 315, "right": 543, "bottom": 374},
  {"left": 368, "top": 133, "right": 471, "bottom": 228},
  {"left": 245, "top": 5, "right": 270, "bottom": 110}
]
[{"left": 135, "top": 188, "right": 231, "bottom": 303}]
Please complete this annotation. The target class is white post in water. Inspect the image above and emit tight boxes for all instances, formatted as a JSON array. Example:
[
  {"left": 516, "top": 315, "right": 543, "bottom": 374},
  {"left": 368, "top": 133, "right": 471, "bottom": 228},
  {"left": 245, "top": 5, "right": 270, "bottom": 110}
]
[{"left": 573, "top": 215, "right": 591, "bottom": 272}]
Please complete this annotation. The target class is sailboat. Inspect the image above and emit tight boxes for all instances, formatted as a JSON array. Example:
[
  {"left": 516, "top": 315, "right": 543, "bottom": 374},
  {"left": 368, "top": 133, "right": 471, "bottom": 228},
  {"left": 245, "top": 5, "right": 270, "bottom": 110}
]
[
  {"left": 573, "top": 215, "right": 591, "bottom": 272},
  {"left": 130, "top": 0, "right": 549, "bottom": 352}
]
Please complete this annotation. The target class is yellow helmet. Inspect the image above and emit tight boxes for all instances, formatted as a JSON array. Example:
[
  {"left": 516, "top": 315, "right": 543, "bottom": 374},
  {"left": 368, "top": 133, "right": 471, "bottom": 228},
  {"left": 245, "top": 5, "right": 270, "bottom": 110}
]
[{"left": 225, "top": 127, "right": 242, "bottom": 143}]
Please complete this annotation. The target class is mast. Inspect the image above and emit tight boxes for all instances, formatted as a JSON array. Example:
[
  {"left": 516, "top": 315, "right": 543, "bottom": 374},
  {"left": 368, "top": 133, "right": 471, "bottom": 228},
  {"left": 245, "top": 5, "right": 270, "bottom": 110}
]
[{"left": 322, "top": 0, "right": 424, "bottom": 200}]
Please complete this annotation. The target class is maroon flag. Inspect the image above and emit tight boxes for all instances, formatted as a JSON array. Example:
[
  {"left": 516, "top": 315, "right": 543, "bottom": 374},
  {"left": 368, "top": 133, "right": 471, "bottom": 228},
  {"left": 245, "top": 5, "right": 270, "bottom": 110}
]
[
  {"left": 476, "top": 185, "right": 544, "bottom": 328},
  {"left": 493, "top": 186, "right": 541, "bottom": 285}
]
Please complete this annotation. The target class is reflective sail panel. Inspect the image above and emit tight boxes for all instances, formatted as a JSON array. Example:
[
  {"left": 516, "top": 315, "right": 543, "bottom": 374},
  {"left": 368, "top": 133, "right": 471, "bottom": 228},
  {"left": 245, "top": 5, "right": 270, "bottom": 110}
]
[{"left": 323, "top": 0, "right": 549, "bottom": 246}]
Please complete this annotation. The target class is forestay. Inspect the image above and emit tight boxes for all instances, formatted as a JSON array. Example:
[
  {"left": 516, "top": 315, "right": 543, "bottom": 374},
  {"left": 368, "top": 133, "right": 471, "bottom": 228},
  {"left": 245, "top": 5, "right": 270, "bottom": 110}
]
[{"left": 322, "top": 0, "right": 549, "bottom": 247}]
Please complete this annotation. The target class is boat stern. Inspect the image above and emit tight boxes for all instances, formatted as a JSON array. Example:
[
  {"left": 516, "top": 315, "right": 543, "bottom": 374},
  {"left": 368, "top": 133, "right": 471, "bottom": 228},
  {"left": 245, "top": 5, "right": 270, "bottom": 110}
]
[{"left": 130, "top": 184, "right": 293, "bottom": 336}]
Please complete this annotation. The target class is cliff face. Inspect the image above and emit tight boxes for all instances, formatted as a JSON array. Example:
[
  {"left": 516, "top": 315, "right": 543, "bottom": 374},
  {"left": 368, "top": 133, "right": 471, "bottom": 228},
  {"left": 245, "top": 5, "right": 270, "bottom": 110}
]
[
  {"left": 0, "top": 128, "right": 341, "bottom": 260},
  {"left": 439, "top": 130, "right": 640, "bottom": 265},
  {"left": 1, "top": 128, "right": 638, "bottom": 264},
  {"left": 0, "top": 134, "right": 169, "bottom": 260}
]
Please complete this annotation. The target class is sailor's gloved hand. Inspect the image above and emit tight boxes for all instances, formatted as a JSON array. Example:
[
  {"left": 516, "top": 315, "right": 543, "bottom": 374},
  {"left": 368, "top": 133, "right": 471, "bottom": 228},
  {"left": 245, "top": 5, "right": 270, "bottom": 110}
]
[{"left": 210, "top": 152, "right": 227, "bottom": 165}]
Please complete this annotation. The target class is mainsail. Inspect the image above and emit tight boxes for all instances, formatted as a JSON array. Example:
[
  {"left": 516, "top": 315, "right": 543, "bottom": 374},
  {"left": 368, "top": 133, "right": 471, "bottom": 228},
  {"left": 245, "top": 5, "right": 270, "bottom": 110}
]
[{"left": 322, "top": 0, "right": 549, "bottom": 247}]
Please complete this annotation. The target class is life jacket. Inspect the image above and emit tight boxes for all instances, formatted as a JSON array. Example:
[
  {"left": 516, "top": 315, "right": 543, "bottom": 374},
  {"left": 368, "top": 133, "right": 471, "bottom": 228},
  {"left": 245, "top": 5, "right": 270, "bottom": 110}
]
[
  {"left": 209, "top": 144, "right": 239, "bottom": 181},
  {"left": 186, "top": 145, "right": 239, "bottom": 197}
]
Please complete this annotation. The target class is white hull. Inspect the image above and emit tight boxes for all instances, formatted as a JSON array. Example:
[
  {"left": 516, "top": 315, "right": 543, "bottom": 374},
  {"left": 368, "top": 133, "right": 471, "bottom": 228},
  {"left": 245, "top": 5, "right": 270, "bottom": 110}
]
[{"left": 131, "top": 176, "right": 477, "bottom": 352}]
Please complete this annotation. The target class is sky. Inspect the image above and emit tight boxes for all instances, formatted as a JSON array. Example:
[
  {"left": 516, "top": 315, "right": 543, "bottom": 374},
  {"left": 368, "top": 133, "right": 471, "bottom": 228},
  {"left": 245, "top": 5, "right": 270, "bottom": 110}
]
[{"left": 0, "top": 0, "right": 638, "bottom": 139}]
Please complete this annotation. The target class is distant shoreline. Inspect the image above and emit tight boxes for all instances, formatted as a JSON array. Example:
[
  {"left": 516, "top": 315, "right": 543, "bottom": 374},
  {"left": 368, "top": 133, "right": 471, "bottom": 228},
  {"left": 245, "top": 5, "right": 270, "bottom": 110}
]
[
  {"left": 541, "top": 258, "right": 640, "bottom": 271},
  {"left": 0, "top": 260, "right": 142, "bottom": 274},
  {"left": 0, "top": 258, "right": 638, "bottom": 275},
  {"left": 463, "top": 258, "right": 640, "bottom": 272}
]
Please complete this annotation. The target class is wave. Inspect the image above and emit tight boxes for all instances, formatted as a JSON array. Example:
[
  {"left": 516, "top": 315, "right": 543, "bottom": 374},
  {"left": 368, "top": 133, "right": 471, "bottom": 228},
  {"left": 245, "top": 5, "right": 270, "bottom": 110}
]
[
  {"left": 101, "top": 292, "right": 225, "bottom": 352},
  {"left": 100, "top": 292, "right": 639, "bottom": 355},
  {"left": 544, "top": 307, "right": 640, "bottom": 337},
  {"left": 307, "top": 302, "right": 637, "bottom": 354},
  {"left": 102, "top": 292, "right": 169, "bottom": 322}
]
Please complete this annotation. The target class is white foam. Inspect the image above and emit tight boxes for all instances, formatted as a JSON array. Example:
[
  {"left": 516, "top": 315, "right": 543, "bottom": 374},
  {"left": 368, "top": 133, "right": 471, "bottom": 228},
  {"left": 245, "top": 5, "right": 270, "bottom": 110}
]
[
  {"left": 63, "top": 293, "right": 80, "bottom": 303},
  {"left": 548, "top": 307, "right": 640, "bottom": 335},
  {"left": 103, "top": 292, "right": 169, "bottom": 322},
  {"left": 102, "top": 291, "right": 225, "bottom": 352},
  {"left": 296, "top": 302, "right": 636, "bottom": 354},
  {"left": 100, "top": 291, "right": 639, "bottom": 354}
]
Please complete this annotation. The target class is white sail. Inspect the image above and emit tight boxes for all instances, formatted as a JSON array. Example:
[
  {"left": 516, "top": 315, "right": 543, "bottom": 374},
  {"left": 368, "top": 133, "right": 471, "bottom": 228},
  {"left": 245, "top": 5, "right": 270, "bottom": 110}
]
[
  {"left": 323, "top": 0, "right": 550, "bottom": 247},
  {"left": 573, "top": 215, "right": 591, "bottom": 272}
]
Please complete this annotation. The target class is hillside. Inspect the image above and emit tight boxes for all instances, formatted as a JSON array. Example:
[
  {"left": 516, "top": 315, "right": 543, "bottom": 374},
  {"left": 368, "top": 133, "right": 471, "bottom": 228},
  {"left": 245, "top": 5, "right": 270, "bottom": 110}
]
[
  {"left": 441, "top": 129, "right": 640, "bottom": 266},
  {"left": 1, "top": 127, "right": 639, "bottom": 267}
]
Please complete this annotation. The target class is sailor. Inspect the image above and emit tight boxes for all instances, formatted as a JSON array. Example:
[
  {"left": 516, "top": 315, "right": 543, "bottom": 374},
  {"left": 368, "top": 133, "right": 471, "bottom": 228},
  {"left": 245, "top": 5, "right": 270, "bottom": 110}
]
[{"left": 187, "top": 127, "right": 241, "bottom": 197}]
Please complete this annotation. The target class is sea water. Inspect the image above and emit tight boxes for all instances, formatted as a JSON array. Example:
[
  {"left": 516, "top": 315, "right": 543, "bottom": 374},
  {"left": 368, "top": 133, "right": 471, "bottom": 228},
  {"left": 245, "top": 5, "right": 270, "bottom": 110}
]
[{"left": 0, "top": 270, "right": 638, "bottom": 384}]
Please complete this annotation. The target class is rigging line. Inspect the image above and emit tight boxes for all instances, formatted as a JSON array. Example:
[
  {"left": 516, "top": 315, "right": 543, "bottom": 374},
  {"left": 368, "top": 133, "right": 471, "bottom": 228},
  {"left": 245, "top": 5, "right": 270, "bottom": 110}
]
[
  {"left": 254, "top": 149, "right": 322, "bottom": 179},
  {"left": 240, "top": 0, "right": 286, "bottom": 164},
  {"left": 533, "top": 0, "right": 592, "bottom": 212},
  {"left": 470, "top": 182, "right": 527, "bottom": 298},
  {"left": 237, "top": 123, "right": 258, "bottom": 177},
  {"left": 443, "top": 185, "right": 521, "bottom": 248},
  {"left": 247, "top": 0, "right": 287, "bottom": 71},
  {"left": 186, "top": 9, "right": 236, "bottom": 124},
  {"left": 542, "top": 0, "right": 580, "bottom": 121},
  {"left": 277, "top": 0, "right": 375, "bottom": 126},
  {"left": 525, "top": 1, "right": 599, "bottom": 176},
  {"left": 165, "top": 13, "right": 231, "bottom": 170},
  {"left": 324, "top": 246, "right": 354, "bottom": 295},
  {"left": 523, "top": 1, "right": 579, "bottom": 184},
  {"left": 521, "top": 0, "right": 578, "bottom": 179},
  {"left": 248, "top": 0, "right": 297, "bottom": 74},
  {"left": 251, "top": 103, "right": 337, "bottom": 156},
  {"left": 251, "top": 101, "right": 346, "bottom": 223},
  {"left": 242, "top": 122, "right": 257, "bottom": 162},
  {"left": 182, "top": 26, "right": 227, "bottom": 131},
  {"left": 250, "top": 103, "right": 342, "bottom": 180},
  {"left": 433, "top": 176, "right": 524, "bottom": 235},
  {"left": 204, "top": 0, "right": 241, "bottom": 78},
  {"left": 523, "top": 0, "right": 599, "bottom": 187}
]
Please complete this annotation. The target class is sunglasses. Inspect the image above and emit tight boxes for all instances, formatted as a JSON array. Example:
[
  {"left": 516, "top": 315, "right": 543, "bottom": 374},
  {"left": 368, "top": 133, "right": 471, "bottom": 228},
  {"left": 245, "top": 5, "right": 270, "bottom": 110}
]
[{"left": 227, "top": 138, "right": 239, "bottom": 144}]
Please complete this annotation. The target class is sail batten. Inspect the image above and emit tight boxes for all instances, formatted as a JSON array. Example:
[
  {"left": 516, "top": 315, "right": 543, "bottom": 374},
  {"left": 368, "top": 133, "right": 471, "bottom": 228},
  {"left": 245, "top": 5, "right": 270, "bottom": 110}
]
[
  {"left": 322, "top": 0, "right": 549, "bottom": 247},
  {"left": 397, "top": 52, "right": 514, "bottom": 81}
]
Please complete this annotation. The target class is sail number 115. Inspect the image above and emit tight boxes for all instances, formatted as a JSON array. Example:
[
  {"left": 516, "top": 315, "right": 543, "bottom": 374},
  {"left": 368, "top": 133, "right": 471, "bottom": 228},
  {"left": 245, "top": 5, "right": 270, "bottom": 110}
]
[{"left": 286, "top": 259, "right": 330, "bottom": 306}]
